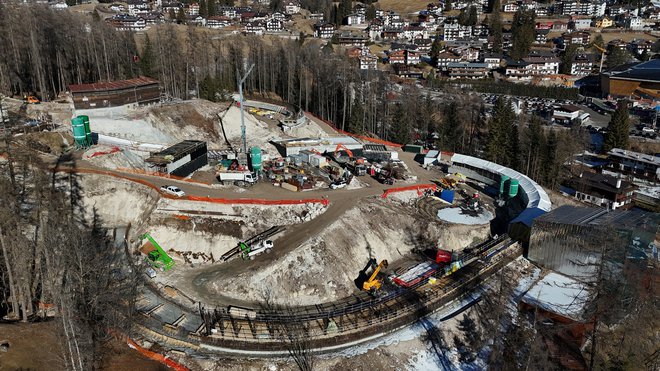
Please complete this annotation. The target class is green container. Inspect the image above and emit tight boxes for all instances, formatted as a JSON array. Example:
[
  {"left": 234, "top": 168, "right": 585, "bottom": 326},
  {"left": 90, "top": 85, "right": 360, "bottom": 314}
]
[
  {"left": 71, "top": 116, "right": 88, "bottom": 148},
  {"left": 499, "top": 175, "right": 510, "bottom": 196},
  {"left": 250, "top": 146, "right": 262, "bottom": 172},
  {"left": 403, "top": 144, "right": 424, "bottom": 154},
  {"left": 508, "top": 178, "right": 519, "bottom": 198},
  {"left": 79, "top": 115, "right": 91, "bottom": 143}
]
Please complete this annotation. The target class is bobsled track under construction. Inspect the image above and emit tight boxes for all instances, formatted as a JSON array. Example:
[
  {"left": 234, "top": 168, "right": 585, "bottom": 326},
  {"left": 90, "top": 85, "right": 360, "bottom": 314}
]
[{"left": 66, "top": 149, "right": 550, "bottom": 357}]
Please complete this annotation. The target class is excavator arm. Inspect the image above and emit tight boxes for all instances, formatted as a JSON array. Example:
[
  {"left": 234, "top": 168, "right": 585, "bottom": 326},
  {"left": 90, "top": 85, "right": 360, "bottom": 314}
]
[
  {"left": 334, "top": 144, "right": 354, "bottom": 159},
  {"left": 363, "top": 259, "right": 389, "bottom": 292}
]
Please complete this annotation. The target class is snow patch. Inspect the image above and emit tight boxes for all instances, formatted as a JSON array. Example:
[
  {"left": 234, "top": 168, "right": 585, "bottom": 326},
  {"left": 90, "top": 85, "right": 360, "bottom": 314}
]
[{"left": 437, "top": 207, "right": 494, "bottom": 225}]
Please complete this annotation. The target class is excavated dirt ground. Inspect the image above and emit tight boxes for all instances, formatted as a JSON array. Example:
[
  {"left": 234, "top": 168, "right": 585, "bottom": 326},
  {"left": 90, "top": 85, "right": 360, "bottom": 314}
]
[{"left": 200, "top": 196, "right": 491, "bottom": 306}]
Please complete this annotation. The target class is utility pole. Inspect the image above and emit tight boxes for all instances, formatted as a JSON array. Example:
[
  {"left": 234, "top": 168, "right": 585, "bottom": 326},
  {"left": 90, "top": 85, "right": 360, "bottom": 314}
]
[{"left": 236, "top": 63, "right": 254, "bottom": 154}]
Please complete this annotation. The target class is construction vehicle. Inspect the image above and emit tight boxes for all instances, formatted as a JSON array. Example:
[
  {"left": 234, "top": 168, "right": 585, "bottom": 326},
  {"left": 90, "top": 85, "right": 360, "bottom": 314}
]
[
  {"left": 23, "top": 95, "right": 40, "bottom": 104},
  {"left": 216, "top": 170, "right": 257, "bottom": 186},
  {"left": 220, "top": 226, "right": 285, "bottom": 261},
  {"left": 140, "top": 233, "right": 174, "bottom": 271},
  {"left": 334, "top": 143, "right": 354, "bottom": 160},
  {"left": 360, "top": 259, "right": 389, "bottom": 293}
]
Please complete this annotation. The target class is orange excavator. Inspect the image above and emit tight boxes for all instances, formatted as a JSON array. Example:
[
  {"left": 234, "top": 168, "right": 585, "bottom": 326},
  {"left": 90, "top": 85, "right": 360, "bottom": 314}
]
[
  {"left": 362, "top": 259, "right": 389, "bottom": 293},
  {"left": 334, "top": 143, "right": 354, "bottom": 159}
]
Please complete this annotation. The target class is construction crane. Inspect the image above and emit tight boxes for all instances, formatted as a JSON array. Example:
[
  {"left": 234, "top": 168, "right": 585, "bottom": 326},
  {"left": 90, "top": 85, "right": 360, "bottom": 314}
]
[
  {"left": 236, "top": 63, "right": 254, "bottom": 154},
  {"left": 363, "top": 259, "right": 389, "bottom": 293},
  {"left": 593, "top": 43, "right": 607, "bottom": 73}
]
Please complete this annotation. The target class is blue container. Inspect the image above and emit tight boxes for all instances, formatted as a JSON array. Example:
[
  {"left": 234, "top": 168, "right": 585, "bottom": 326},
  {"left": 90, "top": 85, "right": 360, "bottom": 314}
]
[{"left": 440, "top": 189, "right": 455, "bottom": 204}]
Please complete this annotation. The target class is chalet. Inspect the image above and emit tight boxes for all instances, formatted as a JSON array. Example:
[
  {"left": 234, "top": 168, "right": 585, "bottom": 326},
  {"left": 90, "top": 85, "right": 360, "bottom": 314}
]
[
  {"left": 535, "top": 21, "right": 553, "bottom": 30},
  {"left": 109, "top": 4, "right": 125, "bottom": 12},
  {"left": 594, "top": 17, "right": 614, "bottom": 28},
  {"left": 344, "top": 13, "right": 365, "bottom": 26},
  {"left": 473, "top": 23, "right": 489, "bottom": 37},
  {"left": 535, "top": 29, "right": 549, "bottom": 44},
  {"left": 271, "top": 12, "right": 286, "bottom": 22},
  {"left": 450, "top": 45, "right": 480, "bottom": 61},
  {"left": 436, "top": 51, "right": 462, "bottom": 68},
  {"left": 388, "top": 50, "right": 406, "bottom": 64},
  {"left": 571, "top": 54, "right": 595, "bottom": 75},
  {"left": 207, "top": 15, "right": 231, "bottom": 28},
  {"left": 566, "top": 172, "right": 636, "bottom": 210},
  {"left": 446, "top": 62, "right": 489, "bottom": 79},
  {"left": 366, "top": 23, "right": 383, "bottom": 41},
  {"left": 346, "top": 47, "right": 363, "bottom": 59},
  {"left": 402, "top": 25, "right": 427, "bottom": 40},
  {"left": 552, "top": 20, "right": 568, "bottom": 30},
  {"left": 443, "top": 23, "right": 472, "bottom": 41},
  {"left": 563, "top": 31, "right": 591, "bottom": 45},
  {"left": 142, "top": 13, "right": 165, "bottom": 25},
  {"left": 503, "top": 2, "right": 519, "bottom": 12},
  {"left": 245, "top": 21, "right": 265, "bottom": 35},
  {"left": 392, "top": 64, "right": 424, "bottom": 79},
  {"left": 628, "top": 40, "right": 654, "bottom": 56},
  {"left": 534, "top": 6, "right": 549, "bottom": 16},
  {"left": 50, "top": 2, "right": 68, "bottom": 10},
  {"left": 187, "top": 15, "right": 205, "bottom": 26},
  {"left": 607, "top": 39, "right": 628, "bottom": 51},
  {"left": 506, "top": 55, "right": 560, "bottom": 79},
  {"left": 161, "top": 2, "right": 182, "bottom": 15},
  {"left": 413, "top": 38, "right": 433, "bottom": 54},
  {"left": 570, "top": 17, "right": 592, "bottom": 30},
  {"left": 186, "top": 2, "right": 199, "bottom": 16},
  {"left": 382, "top": 28, "right": 403, "bottom": 40},
  {"left": 406, "top": 50, "right": 420, "bottom": 65},
  {"left": 557, "top": 0, "right": 606, "bottom": 17},
  {"left": 313, "top": 22, "right": 335, "bottom": 38},
  {"left": 266, "top": 19, "right": 283, "bottom": 32},
  {"left": 283, "top": 0, "right": 300, "bottom": 15},
  {"left": 625, "top": 16, "right": 643, "bottom": 30},
  {"left": 604, "top": 148, "right": 660, "bottom": 183},
  {"left": 482, "top": 53, "right": 504, "bottom": 69},
  {"left": 309, "top": 13, "right": 324, "bottom": 21},
  {"left": 106, "top": 14, "right": 147, "bottom": 31},
  {"left": 359, "top": 54, "right": 378, "bottom": 70},
  {"left": 353, "top": 3, "right": 366, "bottom": 15},
  {"left": 337, "top": 33, "right": 368, "bottom": 47},
  {"left": 218, "top": 6, "right": 237, "bottom": 19},
  {"left": 127, "top": 0, "right": 149, "bottom": 16}
]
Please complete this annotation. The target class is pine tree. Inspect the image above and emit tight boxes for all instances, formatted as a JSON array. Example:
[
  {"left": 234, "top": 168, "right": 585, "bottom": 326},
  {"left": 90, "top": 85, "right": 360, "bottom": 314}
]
[
  {"left": 366, "top": 4, "right": 376, "bottom": 21},
  {"left": 560, "top": 44, "right": 578, "bottom": 74},
  {"left": 467, "top": 6, "right": 478, "bottom": 26},
  {"left": 390, "top": 103, "right": 411, "bottom": 144},
  {"left": 489, "top": 0, "right": 503, "bottom": 53},
  {"left": 507, "top": 120, "right": 520, "bottom": 170},
  {"left": 348, "top": 97, "right": 364, "bottom": 134},
  {"left": 511, "top": 10, "right": 535, "bottom": 60},
  {"left": 430, "top": 36, "right": 443, "bottom": 67},
  {"left": 604, "top": 101, "right": 630, "bottom": 151},
  {"left": 207, "top": 0, "right": 216, "bottom": 17},
  {"left": 606, "top": 47, "right": 632, "bottom": 69},
  {"left": 199, "top": 0, "right": 208, "bottom": 18},
  {"left": 139, "top": 35, "right": 156, "bottom": 78},
  {"left": 486, "top": 96, "right": 514, "bottom": 164},
  {"left": 92, "top": 9, "right": 101, "bottom": 22}
]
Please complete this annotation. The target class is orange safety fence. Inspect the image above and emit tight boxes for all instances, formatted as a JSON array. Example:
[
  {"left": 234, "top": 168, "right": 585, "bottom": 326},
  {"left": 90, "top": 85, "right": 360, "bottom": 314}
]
[
  {"left": 126, "top": 337, "right": 189, "bottom": 371},
  {"left": 173, "top": 214, "right": 191, "bottom": 220},
  {"left": 187, "top": 195, "right": 331, "bottom": 206},
  {"left": 53, "top": 167, "right": 331, "bottom": 206},
  {"left": 114, "top": 167, "right": 212, "bottom": 186},
  {"left": 305, "top": 112, "right": 403, "bottom": 148},
  {"left": 382, "top": 184, "right": 437, "bottom": 198},
  {"left": 87, "top": 146, "right": 121, "bottom": 158}
]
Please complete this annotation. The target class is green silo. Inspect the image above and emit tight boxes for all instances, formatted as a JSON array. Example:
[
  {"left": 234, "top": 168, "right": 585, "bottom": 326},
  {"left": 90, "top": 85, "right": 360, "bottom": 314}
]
[
  {"left": 499, "top": 175, "right": 510, "bottom": 196},
  {"left": 79, "top": 115, "right": 91, "bottom": 144},
  {"left": 250, "top": 146, "right": 262, "bottom": 172},
  {"left": 508, "top": 178, "right": 519, "bottom": 198},
  {"left": 71, "top": 116, "right": 89, "bottom": 149}
]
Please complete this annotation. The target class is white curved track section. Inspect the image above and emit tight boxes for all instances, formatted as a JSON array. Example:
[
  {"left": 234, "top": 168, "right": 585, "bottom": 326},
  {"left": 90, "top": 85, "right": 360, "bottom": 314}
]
[{"left": 449, "top": 153, "right": 552, "bottom": 212}]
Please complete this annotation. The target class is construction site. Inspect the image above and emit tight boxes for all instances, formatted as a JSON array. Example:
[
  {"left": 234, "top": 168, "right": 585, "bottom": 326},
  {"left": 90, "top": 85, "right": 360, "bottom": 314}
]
[{"left": 0, "top": 86, "right": 557, "bottom": 369}]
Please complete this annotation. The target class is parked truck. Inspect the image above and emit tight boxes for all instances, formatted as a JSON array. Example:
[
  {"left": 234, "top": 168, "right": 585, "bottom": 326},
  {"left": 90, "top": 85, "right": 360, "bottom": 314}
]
[{"left": 216, "top": 171, "right": 257, "bottom": 186}]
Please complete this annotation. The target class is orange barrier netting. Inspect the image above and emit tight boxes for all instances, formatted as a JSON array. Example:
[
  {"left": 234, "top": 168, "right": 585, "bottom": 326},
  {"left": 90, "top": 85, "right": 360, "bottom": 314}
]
[
  {"left": 114, "top": 167, "right": 212, "bottom": 186},
  {"left": 126, "top": 337, "right": 189, "bottom": 371},
  {"left": 305, "top": 112, "right": 403, "bottom": 148},
  {"left": 187, "top": 195, "right": 331, "bottom": 206},
  {"left": 382, "top": 184, "right": 437, "bottom": 198},
  {"left": 87, "top": 146, "right": 121, "bottom": 158},
  {"left": 173, "top": 214, "right": 191, "bottom": 220},
  {"left": 54, "top": 167, "right": 331, "bottom": 206}
]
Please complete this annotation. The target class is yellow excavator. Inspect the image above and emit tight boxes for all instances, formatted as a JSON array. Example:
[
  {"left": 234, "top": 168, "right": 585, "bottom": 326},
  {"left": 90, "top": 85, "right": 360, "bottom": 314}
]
[{"left": 362, "top": 259, "right": 389, "bottom": 293}]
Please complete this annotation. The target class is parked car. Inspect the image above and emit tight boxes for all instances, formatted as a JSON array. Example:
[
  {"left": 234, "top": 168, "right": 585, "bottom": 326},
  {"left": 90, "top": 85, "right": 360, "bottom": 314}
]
[
  {"left": 329, "top": 179, "right": 347, "bottom": 190},
  {"left": 160, "top": 185, "right": 185, "bottom": 197}
]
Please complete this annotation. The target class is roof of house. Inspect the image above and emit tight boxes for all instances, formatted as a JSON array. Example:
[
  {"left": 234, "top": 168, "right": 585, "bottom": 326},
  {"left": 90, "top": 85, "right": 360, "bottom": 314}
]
[
  {"left": 68, "top": 77, "right": 159, "bottom": 93},
  {"left": 606, "top": 59, "right": 660, "bottom": 83},
  {"left": 522, "top": 272, "right": 591, "bottom": 321},
  {"left": 608, "top": 148, "right": 660, "bottom": 166},
  {"left": 570, "top": 171, "right": 636, "bottom": 195},
  {"left": 533, "top": 205, "right": 660, "bottom": 232}
]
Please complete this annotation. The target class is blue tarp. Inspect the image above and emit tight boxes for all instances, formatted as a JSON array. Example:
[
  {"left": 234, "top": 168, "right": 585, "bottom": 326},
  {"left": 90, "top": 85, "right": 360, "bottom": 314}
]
[
  {"left": 440, "top": 189, "right": 455, "bottom": 203},
  {"left": 509, "top": 207, "right": 547, "bottom": 227}
]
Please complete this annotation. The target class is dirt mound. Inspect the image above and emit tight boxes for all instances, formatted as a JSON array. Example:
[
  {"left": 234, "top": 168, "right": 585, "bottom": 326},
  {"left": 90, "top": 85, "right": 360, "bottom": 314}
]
[
  {"left": 145, "top": 100, "right": 227, "bottom": 146},
  {"left": 17, "top": 132, "right": 72, "bottom": 155},
  {"left": 213, "top": 198, "right": 491, "bottom": 306}
]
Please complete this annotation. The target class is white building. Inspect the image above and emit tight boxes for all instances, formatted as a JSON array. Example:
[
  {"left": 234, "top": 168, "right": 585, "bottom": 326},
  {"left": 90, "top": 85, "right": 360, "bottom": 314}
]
[{"left": 443, "top": 23, "right": 472, "bottom": 41}]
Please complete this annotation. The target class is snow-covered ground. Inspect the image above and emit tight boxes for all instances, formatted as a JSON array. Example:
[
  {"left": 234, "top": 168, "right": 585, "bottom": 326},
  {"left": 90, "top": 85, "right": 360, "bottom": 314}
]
[
  {"left": 78, "top": 106, "right": 173, "bottom": 144},
  {"left": 437, "top": 207, "right": 494, "bottom": 225}
]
